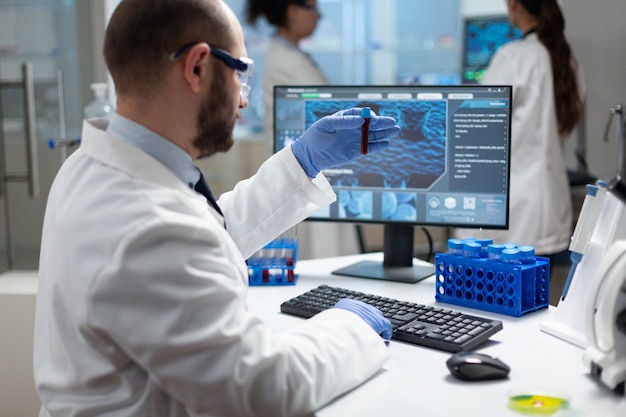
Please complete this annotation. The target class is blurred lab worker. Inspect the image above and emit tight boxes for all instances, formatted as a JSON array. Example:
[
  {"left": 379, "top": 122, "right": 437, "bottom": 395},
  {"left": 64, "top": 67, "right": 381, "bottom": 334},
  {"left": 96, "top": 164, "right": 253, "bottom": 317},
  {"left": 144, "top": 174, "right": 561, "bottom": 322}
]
[
  {"left": 246, "top": 0, "right": 328, "bottom": 135},
  {"left": 33, "top": 1, "right": 400, "bottom": 416},
  {"left": 246, "top": 0, "right": 362, "bottom": 259},
  {"left": 455, "top": 0, "right": 585, "bottom": 256}
]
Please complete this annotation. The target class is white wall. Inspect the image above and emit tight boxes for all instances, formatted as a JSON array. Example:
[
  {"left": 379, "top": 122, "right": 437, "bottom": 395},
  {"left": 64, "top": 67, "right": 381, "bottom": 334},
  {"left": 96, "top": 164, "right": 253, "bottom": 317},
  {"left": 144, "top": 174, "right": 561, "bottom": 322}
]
[{"left": 461, "top": 0, "right": 507, "bottom": 16}]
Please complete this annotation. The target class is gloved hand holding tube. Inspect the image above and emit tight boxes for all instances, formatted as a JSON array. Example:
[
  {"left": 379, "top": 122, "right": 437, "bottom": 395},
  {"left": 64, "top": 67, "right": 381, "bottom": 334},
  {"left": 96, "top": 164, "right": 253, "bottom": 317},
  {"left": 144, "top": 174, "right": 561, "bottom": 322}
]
[
  {"left": 333, "top": 298, "right": 393, "bottom": 342},
  {"left": 291, "top": 108, "right": 401, "bottom": 178}
]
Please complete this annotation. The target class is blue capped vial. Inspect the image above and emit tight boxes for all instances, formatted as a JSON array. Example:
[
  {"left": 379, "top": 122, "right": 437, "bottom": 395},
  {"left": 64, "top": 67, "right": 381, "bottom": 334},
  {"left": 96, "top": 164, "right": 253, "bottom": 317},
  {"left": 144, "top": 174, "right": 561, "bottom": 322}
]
[
  {"left": 463, "top": 241, "right": 482, "bottom": 259},
  {"left": 501, "top": 248, "right": 521, "bottom": 264},
  {"left": 487, "top": 243, "right": 505, "bottom": 262},
  {"left": 519, "top": 245, "right": 536, "bottom": 264},
  {"left": 475, "top": 238, "right": 493, "bottom": 258},
  {"left": 447, "top": 238, "right": 464, "bottom": 256}
]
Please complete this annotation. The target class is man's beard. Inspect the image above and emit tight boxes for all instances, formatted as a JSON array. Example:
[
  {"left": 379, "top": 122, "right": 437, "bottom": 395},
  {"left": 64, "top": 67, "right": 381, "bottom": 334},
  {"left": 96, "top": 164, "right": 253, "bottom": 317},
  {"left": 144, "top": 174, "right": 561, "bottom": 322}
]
[{"left": 193, "top": 72, "right": 236, "bottom": 159}]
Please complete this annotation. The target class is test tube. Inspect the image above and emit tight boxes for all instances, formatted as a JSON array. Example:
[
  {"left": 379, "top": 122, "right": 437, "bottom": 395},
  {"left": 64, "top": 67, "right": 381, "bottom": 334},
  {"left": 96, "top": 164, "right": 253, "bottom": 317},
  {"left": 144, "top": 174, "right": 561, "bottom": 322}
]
[
  {"left": 487, "top": 243, "right": 505, "bottom": 262},
  {"left": 360, "top": 107, "right": 371, "bottom": 155},
  {"left": 262, "top": 248, "right": 273, "bottom": 283},
  {"left": 518, "top": 246, "right": 536, "bottom": 264},
  {"left": 501, "top": 248, "right": 521, "bottom": 264},
  {"left": 463, "top": 241, "right": 481, "bottom": 258},
  {"left": 475, "top": 238, "right": 493, "bottom": 258},
  {"left": 447, "top": 238, "right": 464, "bottom": 255}
]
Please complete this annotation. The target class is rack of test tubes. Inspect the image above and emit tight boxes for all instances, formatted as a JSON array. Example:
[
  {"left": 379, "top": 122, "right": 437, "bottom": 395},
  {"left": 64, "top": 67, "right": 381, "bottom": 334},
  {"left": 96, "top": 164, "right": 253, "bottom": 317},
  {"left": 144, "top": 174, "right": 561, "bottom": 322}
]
[
  {"left": 434, "top": 238, "right": 550, "bottom": 317},
  {"left": 247, "top": 229, "right": 298, "bottom": 286}
]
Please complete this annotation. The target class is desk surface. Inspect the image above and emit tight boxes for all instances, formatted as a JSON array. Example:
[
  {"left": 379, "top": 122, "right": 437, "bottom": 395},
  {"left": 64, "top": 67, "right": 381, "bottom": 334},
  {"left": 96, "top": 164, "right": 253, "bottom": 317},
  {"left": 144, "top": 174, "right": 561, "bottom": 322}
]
[{"left": 247, "top": 253, "right": 626, "bottom": 417}]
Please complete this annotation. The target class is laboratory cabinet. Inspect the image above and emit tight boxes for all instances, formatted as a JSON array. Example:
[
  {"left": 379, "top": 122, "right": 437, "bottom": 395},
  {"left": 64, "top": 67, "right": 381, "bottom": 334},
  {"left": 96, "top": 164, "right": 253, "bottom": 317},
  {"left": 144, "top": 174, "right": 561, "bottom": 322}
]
[{"left": 0, "top": 0, "right": 93, "bottom": 271}]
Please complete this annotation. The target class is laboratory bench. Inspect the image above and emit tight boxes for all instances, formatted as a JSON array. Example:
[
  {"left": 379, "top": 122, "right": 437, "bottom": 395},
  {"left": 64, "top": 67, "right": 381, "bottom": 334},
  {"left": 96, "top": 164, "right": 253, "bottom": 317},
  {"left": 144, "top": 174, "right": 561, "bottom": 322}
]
[{"left": 2, "top": 253, "right": 625, "bottom": 417}]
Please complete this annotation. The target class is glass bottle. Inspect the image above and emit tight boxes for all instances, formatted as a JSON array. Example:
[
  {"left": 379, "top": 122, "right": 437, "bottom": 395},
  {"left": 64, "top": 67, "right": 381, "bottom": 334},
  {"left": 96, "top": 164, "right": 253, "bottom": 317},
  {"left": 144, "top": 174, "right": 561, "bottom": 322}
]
[{"left": 83, "top": 82, "right": 114, "bottom": 119}]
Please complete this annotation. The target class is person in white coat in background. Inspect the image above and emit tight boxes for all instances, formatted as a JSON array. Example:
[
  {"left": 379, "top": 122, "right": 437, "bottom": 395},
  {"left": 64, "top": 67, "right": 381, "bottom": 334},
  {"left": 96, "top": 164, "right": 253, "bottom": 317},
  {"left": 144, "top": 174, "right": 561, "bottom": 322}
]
[
  {"left": 455, "top": 0, "right": 586, "bottom": 258},
  {"left": 246, "top": 0, "right": 364, "bottom": 260},
  {"left": 33, "top": 1, "right": 401, "bottom": 416}
]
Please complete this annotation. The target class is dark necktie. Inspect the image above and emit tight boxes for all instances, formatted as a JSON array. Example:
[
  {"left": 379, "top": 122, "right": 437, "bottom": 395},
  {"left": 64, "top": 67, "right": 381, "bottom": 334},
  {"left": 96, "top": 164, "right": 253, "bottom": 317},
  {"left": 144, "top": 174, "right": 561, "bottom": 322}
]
[{"left": 194, "top": 172, "right": 224, "bottom": 217}]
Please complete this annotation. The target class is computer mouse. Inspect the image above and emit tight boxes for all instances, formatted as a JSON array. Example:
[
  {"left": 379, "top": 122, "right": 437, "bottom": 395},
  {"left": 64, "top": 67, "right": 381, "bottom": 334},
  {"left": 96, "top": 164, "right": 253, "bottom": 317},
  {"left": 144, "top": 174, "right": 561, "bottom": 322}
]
[{"left": 446, "top": 351, "right": 510, "bottom": 381}]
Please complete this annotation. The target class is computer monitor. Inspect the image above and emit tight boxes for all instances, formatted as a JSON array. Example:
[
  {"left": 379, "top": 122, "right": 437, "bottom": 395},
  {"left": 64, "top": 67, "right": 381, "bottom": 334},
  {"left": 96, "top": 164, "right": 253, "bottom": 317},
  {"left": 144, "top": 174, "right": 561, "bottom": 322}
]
[
  {"left": 273, "top": 84, "right": 512, "bottom": 283},
  {"left": 462, "top": 15, "right": 522, "bottom": 84}
]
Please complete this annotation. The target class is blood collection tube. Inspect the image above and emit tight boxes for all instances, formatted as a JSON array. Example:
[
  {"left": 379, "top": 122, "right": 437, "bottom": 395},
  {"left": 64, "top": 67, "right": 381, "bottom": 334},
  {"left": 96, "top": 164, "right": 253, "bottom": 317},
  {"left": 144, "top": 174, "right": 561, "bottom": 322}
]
[{"left": 360, "top": 107, "right": 371, "bottom": 155}]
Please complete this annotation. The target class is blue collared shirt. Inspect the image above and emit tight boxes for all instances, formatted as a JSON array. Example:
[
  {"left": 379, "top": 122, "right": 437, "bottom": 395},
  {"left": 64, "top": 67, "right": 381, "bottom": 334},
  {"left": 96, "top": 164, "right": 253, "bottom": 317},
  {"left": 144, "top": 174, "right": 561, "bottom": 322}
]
[{"left": 106, "top": 113, "right": 200, "bottom": 190}]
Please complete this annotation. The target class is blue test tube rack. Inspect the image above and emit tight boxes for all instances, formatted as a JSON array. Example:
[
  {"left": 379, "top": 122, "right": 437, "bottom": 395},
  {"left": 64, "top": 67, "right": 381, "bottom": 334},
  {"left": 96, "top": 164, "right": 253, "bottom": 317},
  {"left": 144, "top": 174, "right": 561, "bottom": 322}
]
[
  {"left": 247, "top": 238, "right": 298, "bottom": 286},
  {"left": 434, "top": 252, "right": 550, "bottom": 317}
]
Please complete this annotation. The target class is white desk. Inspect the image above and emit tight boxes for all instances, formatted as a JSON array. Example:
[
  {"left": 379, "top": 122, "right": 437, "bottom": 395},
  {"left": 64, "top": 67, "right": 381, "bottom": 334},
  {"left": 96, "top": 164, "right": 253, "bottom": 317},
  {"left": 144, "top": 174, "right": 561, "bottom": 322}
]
[
  {"left": 3, "top": 257, "right": 625, "bottom": 417},
  {"left": 247, "top": 254, "right": 626, "bottom": 417}
]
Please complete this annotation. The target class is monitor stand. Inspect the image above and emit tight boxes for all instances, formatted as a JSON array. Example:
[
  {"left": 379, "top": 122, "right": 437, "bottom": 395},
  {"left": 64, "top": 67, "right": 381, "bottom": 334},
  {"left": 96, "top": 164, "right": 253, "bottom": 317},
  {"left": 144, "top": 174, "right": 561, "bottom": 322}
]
[{"left": 331, "top": 224, "right": 435, "bottom": 283}]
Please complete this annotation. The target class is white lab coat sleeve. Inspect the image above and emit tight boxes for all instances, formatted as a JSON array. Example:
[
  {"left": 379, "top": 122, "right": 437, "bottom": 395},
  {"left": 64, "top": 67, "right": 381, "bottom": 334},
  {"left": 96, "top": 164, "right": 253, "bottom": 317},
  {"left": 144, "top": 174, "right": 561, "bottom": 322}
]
[
  {"left": 273, "top": 309, "right": 390, "bottom": 413},
  {"left": 89, "top": 216, "right": 389, "bottom": 417},
  {"left": 217, "top": 146, "right": 336, "bottom": 259}
]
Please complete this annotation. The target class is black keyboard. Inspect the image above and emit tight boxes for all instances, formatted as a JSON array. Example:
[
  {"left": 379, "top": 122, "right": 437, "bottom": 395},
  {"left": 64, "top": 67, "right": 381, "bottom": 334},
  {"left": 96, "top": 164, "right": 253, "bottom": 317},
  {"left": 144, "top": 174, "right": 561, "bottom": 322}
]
[{"left": 280, "top": 284, "right": 503, "bottom": 353}]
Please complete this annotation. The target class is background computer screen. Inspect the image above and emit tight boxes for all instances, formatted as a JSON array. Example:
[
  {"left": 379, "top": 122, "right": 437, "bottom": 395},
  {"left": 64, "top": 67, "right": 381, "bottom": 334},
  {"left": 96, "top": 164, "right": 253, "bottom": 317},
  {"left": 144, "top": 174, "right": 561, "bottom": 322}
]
[
  {"left": 462, "top": 15, "right": 522, "bottom": 84},
  {"left": 273, "top": 84, "right": 512, "bottom": 282}
]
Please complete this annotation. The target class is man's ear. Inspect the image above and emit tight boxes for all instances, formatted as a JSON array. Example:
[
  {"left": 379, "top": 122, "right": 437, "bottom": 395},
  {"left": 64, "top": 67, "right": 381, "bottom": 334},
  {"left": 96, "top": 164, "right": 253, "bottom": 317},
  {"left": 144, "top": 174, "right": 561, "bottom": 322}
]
[{"left": 182, "top": 43, "right": 211, "bottom": 93}]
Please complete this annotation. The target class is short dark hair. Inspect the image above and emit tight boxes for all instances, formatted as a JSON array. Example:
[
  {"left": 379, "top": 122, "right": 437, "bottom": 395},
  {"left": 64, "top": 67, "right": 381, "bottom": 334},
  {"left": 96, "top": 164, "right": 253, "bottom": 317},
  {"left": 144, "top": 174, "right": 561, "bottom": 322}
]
[
  {"left": 245, "top": 0, "right": 309, "bottom": 27},
  {"left": 104, "top": 0, "right": 232, "bottom": 98}
]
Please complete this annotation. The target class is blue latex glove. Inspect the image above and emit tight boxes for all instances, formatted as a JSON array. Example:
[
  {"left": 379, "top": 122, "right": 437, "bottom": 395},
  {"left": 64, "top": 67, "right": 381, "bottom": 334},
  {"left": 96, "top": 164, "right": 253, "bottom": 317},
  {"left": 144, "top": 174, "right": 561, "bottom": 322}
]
[
  {"left": 333, "top": 298, "right": 393, "bottom": 341},
  {"left": 291, "top": 108, "right": 401, "bottom": 178}
]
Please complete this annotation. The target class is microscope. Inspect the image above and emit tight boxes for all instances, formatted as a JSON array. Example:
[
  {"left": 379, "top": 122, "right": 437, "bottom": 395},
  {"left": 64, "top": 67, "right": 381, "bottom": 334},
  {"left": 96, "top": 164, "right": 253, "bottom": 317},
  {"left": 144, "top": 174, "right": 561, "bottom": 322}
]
[{"left": 540, "top": 104, "right": 626, "bottom": 394}]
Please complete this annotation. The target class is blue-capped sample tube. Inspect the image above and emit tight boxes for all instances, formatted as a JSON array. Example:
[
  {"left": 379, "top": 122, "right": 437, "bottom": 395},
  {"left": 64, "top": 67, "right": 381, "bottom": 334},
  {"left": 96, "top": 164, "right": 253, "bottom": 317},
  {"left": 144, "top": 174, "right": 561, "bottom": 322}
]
[
  {"left": 501, "top": 248, "right": 521, "bottom": 264},
  {"left": 447, "top": 238, "right": 464, "bottom": 255},
  {"left": 487, "top": 243, "right": 505, "bottom": 262},
  {"left": 475, "top": 238, "right": 493, "bottom": 258},
  {"left": 518, "top": 245, "right": 536, "bottom": 264},
  {"left": 463, "top": 241, "right": 482, "bottom": 258}
]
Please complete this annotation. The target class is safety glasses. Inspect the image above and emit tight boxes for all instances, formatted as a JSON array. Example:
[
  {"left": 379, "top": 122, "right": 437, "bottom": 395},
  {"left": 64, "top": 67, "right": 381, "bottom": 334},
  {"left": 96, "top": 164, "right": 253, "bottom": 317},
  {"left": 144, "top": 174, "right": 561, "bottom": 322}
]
[{"left": 170, "top": 43, "right": 254, "bottom": 99}]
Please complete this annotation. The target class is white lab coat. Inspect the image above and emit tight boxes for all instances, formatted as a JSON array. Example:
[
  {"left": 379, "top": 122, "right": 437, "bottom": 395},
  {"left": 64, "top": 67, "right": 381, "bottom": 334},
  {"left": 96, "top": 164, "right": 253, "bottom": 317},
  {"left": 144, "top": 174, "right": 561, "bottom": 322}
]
[
  {"left": 34, "top": 119, "right": 390, "bottom": 417},
  {"left": 263, "top": 35, "right": 329, "bottom": 136},
  {"left": 455, "top": 33, "right": 586, "bottom": 254},
  {"left": 263, "top": 34, "right": 361, "bottom": 259}
]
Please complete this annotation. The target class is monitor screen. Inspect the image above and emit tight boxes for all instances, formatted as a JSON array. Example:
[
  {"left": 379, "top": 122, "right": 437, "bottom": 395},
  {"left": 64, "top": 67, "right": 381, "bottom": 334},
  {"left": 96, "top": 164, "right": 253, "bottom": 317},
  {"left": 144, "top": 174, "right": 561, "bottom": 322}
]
[
  {"left": 273, "top": 84, "right": 512, "bottom": 282},
  {"left": 462, "top": 15, "right": 521, "bottom": 84}
]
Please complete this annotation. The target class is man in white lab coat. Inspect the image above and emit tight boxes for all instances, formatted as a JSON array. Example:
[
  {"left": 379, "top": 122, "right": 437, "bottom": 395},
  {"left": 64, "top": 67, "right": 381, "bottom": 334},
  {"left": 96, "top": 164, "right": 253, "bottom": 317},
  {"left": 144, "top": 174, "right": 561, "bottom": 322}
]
[{"left": 33, "top": 1, "right": 400, "bottom": 416}]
